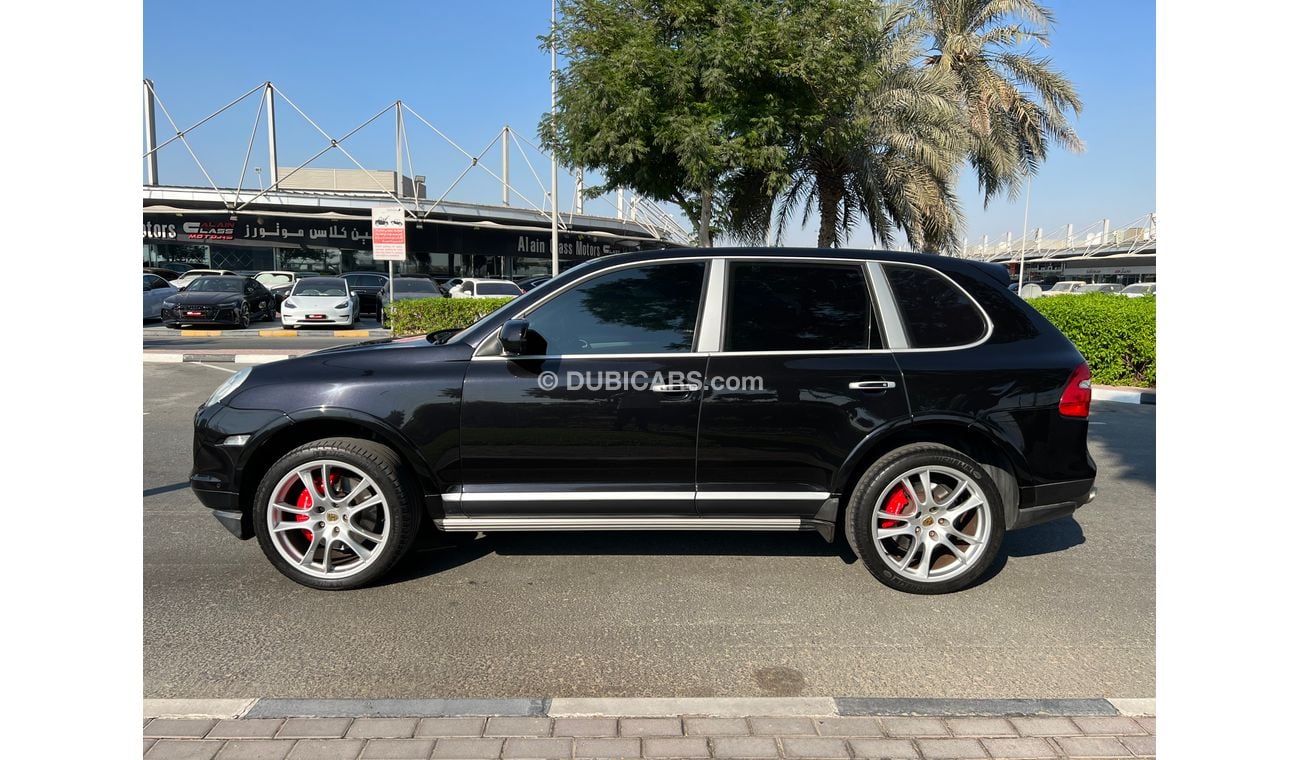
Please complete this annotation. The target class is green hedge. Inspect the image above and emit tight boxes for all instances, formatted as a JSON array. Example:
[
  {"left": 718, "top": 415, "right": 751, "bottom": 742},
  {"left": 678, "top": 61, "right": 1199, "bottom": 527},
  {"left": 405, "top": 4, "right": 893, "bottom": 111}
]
[
  {"left": 1030, "top": 293, "right": 1156, "bottom": 387},
  {"left": 386, "top": 297, "right": 515, "bottom": 337}
]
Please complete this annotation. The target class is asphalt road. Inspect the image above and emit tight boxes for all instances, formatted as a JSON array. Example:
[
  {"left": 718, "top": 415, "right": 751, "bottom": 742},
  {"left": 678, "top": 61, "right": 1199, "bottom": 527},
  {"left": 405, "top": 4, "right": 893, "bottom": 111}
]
[{"left": 144, "top": 362, "right": 1154, "bottom": 700}]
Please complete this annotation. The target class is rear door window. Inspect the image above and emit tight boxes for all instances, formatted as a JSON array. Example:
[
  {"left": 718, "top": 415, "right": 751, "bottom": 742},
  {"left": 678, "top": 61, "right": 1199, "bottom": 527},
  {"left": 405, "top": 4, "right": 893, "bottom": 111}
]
[
  {"left": 884, "top": 264, "right": 987, "bottom": 348},
  {"left": 723, "top": 262, "right": 879, "bottom": 351}
]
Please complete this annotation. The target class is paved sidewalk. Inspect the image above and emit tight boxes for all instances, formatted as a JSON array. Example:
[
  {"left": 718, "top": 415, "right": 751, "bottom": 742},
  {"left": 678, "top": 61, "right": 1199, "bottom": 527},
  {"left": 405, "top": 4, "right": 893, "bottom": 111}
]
[{"left": 143, "top": 711, "right": 1155, "bottom": 759}]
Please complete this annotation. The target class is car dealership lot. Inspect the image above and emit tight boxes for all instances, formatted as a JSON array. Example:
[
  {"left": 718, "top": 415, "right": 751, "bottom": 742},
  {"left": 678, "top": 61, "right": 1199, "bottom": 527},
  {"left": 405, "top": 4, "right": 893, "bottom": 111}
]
[{"left": 144, "top": 361, "right": 1153, "bottom": 699}]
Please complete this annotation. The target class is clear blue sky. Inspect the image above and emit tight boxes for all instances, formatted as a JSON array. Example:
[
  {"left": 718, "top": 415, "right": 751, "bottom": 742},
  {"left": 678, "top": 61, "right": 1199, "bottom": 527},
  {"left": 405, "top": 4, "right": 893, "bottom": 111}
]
[{"left": 144, "top": 0, "right": 1153, "bottom": 248}]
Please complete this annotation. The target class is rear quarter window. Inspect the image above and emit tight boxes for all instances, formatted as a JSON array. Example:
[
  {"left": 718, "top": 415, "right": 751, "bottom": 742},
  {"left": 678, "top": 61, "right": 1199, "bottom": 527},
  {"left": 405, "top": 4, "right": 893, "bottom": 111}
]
[{"left": 884, "top": 265, "right": 989, "bottom": 348}]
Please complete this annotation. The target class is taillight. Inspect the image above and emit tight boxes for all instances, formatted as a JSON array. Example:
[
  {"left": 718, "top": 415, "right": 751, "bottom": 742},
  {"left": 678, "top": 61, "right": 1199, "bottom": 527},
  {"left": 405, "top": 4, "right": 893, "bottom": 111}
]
[{"left": 1059, "top": 362, "right": 1092, "bottom": 418}]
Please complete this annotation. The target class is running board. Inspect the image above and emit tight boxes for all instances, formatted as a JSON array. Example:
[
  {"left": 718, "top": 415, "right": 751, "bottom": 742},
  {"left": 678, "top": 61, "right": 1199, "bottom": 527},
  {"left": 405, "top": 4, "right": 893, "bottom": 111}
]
[{"left": 435, "top": 516, "right": 827, "bottom": 533}]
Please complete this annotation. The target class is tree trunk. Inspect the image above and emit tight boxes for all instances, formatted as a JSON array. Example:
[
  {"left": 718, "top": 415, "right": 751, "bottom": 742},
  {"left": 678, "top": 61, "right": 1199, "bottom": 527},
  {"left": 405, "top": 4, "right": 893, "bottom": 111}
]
[
  {"left": 698, "top": 185, "right": 713, "bottom": 247},
  {"left": 816, "top": 172, "right": 843, "bottom": 248}
]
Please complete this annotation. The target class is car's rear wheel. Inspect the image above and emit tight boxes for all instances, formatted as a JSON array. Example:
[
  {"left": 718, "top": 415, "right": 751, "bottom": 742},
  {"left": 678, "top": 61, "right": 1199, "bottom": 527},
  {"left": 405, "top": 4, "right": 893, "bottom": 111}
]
[
  {"left": 846, "top": 443, "right": 1004, "bottom": 594},
  {"left": 239, "top": 303, "right": 251, "bottom": 328},
  {"left": 253, "top": 438, "right": 421, "bottom": 590}
]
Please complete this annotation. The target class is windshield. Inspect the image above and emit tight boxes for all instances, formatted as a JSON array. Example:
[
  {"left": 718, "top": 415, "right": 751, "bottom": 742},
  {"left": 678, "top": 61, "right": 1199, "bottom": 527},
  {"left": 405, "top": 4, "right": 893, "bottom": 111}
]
[
  {"left": 188, "top": 277, "right": 244, "bottom": 293},
  {"left": 394, "top": 279, "right": 439, "bottom": 294},
  {"left": 256, "top": 272, "right": 292, "bottom": 286},
  {"left": 1049, "top": 282, "right": 1080, "bottom": 292},
  {"left": 292, "top": 278, "right": 348, "bottom": 297},
  {"left": 1122, "top": 283, "right": 1153, "bottom": 294},
  {"left": 477, "top": 282, "right": 523, "bottom": 296}
]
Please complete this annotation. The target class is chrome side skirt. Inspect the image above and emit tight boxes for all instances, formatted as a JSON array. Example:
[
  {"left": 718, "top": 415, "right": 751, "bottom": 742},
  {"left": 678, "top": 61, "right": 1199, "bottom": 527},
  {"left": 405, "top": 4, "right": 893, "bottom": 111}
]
[{"left": 435, "top": 516, "right": 825, "bottom": 532}]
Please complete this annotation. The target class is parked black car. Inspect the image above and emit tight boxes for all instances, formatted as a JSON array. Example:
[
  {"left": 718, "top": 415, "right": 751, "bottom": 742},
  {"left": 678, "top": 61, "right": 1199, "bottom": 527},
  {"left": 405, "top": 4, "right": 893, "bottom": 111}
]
[
  {"left": 341, "top": 272, "right": 389, "bottom": 319},
  {"left": 162, "top": 276, "right": 275, "bottom": 328},
  {"left": 377, "top": 278, "right": 446, "bottom": 326},
  {"left": 191, "top": 248, "right": 1096, "bottom": 593}
]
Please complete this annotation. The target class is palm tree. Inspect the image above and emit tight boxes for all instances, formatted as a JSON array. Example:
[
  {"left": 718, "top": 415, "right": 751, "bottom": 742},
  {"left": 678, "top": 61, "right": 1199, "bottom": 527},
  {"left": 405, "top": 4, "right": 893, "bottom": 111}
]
[
  {"left": 724, "top": 3, "right": 969, "bottom": 252},
  {"left": 915, "top": 0, "right": 1083, "bottom": 203}
]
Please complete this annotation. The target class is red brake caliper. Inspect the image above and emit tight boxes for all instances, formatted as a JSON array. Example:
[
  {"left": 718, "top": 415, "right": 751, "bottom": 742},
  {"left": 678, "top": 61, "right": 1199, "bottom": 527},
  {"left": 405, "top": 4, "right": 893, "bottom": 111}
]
[
  {"left": 293, "top": 472, "right": 343, "bottom": 542},
  {"left": 881, "top": 485, "right": 910, "bottom": 529}
]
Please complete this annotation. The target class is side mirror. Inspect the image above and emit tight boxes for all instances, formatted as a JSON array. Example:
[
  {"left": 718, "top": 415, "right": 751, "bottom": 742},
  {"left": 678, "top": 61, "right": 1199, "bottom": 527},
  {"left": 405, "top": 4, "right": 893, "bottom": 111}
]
[{"left": 500, "top": 319, "right": 530, "bottom": 355}]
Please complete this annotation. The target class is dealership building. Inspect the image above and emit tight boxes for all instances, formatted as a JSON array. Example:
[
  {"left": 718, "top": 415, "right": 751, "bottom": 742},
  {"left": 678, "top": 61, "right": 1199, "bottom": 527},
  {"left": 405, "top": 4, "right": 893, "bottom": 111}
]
[
  {"left": 143, "top": 169, "right": 687, "bottom": 278},
  {"left": 961, "top": 214, "right": 1157, "bottom": 285}
]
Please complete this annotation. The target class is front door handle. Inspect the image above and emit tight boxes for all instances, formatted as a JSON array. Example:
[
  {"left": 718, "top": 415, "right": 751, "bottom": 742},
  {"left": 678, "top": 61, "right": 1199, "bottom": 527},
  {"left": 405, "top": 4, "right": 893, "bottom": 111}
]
[
  {"left": 651, "top": 383, "right": 703, "bottom": 393},
  {"left": 848, "top": 380, "right": 897, "bottom": 391}
]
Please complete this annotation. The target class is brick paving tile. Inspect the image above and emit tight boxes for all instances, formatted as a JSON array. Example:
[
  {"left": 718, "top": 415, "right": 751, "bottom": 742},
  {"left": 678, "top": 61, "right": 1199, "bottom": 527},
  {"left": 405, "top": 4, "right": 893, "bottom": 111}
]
[
  {"left": 285, "top": 738, "right": 366, "bottom": 760},
  {"left": 880, "top": 717, "right": 950, "bottom": 738},
  {"left": 1052, "top": 735, "right": 1132, "bottom": 757},
  {"left": 1119, "top": 735, "right": 1156, "bottom": 757},
  {"left": 415, "top": 717, "right": 487, "bottom": 737},
  {"left": 642, "top": 736, "right": 710, "bottom": 758},
  {"left": 360, "top": 738, "right": 438, "bottom": 759},
  {"left": 944, "top": 718, "right": 1016, "bottom": 738},
  {"left": 915, "top": 737, "right": 989, "bottom": 759},
  {"left": 1071, "top": 717, "right": 1144, "bottom": 736},
  {"left": 979, "top": 737, "right": 1057, "bottom": 759},
  {"left": 685, "top": 717, "right": 750, "bottom": 735},
  {"left": 1134, "top": 717, "right": 1155, "bottom": 735},
  {"left": 779, "top": 736, "right": 851, "bottom": 759},
  {"left": 146, "top": 719, "right": 221, "bottom": 738},
  {"left": 813, "top": 717, "right": 884, "bottom": 737},
  {"left": 145, "top": 739, "right": 224, "bottom": 760},
  {"left": 846, "top": 738, "right": 920, "bottom": 759},
  {"left": 1008, "top": 718, "right": 1080, "bottom": 737},
  {"left": 748, "top": 717, "right": 818, "bottom": 736},
  {"left": 277, "top": 718, "right": 354, "bottom": 739},
  {"left": 502, "top": 737, "right": 575, "bottom": 759},
  {"left": 485, "top": 717, "right": 554, "bottom": 737},
  {"left": 208, "top": 720, "right": 285, "bottom": 739},
  {"left": 618, "top": 718, "right": 682, "bottom": 737},
  {"left": 347, "top": 719, "right": 420, "bottom": 739},
  {"left": 553, "top": 718, "right": 619, "bottom": 737},
  {"left": 573, "top": 737, "right": 640, "bottom": 759},
  {"left": 214, "top": 739, "right": 297, "bottom": 760},
  {"left": 431, "top": 737, "right": 506, "bottom": 759},
  {"left": 710, "top": 736, "right": 781, "bottom": 759}
]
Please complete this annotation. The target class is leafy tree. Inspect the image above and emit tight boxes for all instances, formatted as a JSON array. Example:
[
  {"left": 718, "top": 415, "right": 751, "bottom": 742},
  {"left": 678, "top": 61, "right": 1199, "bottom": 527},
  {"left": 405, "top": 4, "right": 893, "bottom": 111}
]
[
  {"left": 915, "top": 0, "right": 1083, "bottom": 203},
  {"left": 540, "top": 0, "right": 789, "bottom": 246}
]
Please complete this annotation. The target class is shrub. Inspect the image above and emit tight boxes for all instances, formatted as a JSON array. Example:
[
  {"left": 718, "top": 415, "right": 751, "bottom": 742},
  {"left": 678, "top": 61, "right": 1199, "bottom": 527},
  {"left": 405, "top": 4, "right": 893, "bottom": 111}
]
[
  {"left": 1030, "top": 293, "right": 1156, "bottom": 387},
  {"left": 386, "top": 297, "right": 515, "bottom": 337}
]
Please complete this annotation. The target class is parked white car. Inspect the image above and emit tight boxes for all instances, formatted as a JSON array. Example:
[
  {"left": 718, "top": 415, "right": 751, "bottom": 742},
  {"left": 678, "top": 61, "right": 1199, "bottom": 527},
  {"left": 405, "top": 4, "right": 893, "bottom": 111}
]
[
  {"left": 280, "top": 277, "right": 359, "bottom": 328},
  {"left": 1041, "top": 280, "right": 1087, "bottom": 296},
  {"left": 173, "top": 269, "right": 239, "bottom": 290},
  {"left": 1078, "top": 283, "right": 1122, "bottom": 294},
  {"left": 448, "top": 278, "right": 524, "bottom": 299},
  {"left": 1121, "top": 282, "right": 1156, "bottom": 297},
  {"left": 143, "top": 273, "right": 179, "bottom": 320}
]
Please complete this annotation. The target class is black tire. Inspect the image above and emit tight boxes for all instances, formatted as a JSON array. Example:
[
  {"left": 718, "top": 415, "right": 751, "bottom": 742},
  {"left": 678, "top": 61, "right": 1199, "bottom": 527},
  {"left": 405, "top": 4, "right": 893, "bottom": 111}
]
[
  {"left": 239, "top": 302, "right": 251, "bottom": 328},
  {"left": 846, "top": 443, "right": 1005, "bottom": 594},
  {"left": 253, "top": 437, "right": 422, "bottom": 590}
]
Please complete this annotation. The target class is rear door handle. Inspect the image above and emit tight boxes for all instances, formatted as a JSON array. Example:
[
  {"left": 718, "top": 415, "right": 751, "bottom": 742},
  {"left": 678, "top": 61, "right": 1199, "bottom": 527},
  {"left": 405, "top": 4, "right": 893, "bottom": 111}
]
[
  {"left": 651, "top": 383, "right": 703, "bottom": 393},
  {"left": 848, "top": 380, "right": 897, "bottom": 391}
]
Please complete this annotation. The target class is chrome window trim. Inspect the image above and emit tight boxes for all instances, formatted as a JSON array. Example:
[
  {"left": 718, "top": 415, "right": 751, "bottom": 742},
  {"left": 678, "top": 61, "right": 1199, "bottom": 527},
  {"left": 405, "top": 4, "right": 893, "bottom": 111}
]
[
  {"left": 437, "top": 516, "right": 818, "bottom": 531},
  {"left": 442, "top": 490, "right": 830, "bottom": 502},
  {"left": 875, "top": 260, "right": 995, "bottom": 353},
  {"left": 696, "top": 491, "right": 831, "bottom": 501}
]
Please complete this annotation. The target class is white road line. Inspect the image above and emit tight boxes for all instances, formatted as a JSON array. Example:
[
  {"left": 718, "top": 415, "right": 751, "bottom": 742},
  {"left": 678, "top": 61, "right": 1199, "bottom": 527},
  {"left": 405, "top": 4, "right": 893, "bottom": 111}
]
[{"left": 195, "top": 362, "right": 238, "bottom": 374}]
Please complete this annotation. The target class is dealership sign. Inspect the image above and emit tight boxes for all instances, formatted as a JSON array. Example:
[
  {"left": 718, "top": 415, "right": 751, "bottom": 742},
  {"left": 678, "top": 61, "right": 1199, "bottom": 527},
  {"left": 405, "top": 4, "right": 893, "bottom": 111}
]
[{"left": 370, "top": 206, "right": 407, "bottom": 261}]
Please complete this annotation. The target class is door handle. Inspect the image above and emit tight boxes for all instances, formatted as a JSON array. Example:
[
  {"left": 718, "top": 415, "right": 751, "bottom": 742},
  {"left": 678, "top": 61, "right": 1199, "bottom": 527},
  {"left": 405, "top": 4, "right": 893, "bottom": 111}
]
[
  {"left": 848, "top": 380, "right": 896, "bottom": 390},
  {"left": 651, "top": 383, "right": 703, "bottom": 393}
]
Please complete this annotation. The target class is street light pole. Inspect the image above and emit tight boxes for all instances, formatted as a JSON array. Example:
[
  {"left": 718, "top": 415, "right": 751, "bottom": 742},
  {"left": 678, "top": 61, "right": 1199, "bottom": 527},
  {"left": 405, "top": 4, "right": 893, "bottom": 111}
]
[
  {"left": 550, "top": 0, "right": 560, "bottom": 277},
  {"left": 1018, "top": 176, "right": 1031, "bottom": 293}
]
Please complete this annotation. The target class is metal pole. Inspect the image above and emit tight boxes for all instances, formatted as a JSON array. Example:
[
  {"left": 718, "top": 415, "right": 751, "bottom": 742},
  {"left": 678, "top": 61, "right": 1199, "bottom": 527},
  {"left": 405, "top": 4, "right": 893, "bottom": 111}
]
[
  {"left": 574, "top": 168, "right": 583, "bottom": 214},
  {"left": 1017, "top": 176, "right": 1031, "bottom": 293},
  {"left": 143, "top": 80, "right": 159, "bottom": 186},
  {"left": 616, "top": 188, "right": 625, "bottom": 220},
  {"left": 395, "top": 101, "right": 404, "bottom": 197},
  {"left": 264, "top": 83, "right": 279, "bottom": 190},
  {"left": 502, "top": 126, "right": 511, "bottom": 206},
  {"left": 550, "top": 0, "right": 560, "bottom": 276}
]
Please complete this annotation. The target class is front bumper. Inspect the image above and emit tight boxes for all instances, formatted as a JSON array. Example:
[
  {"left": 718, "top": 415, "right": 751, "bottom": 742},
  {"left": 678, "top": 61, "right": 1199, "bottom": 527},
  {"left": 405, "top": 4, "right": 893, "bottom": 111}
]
[
  {"left": 191, "top": 402, "right": 292, "bottom": 539},
  {"left": 281, "top": 308, "right": 354, "bottom": 326},
  {"left": 161, "top": 304, "right": 244, "bottom": 327}
]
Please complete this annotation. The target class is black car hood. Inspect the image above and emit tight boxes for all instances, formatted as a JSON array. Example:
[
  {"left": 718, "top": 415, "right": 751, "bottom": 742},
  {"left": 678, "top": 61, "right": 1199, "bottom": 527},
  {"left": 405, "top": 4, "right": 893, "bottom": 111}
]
[{"left": 168, "top": 291, "right": 244, "bottom": 306}]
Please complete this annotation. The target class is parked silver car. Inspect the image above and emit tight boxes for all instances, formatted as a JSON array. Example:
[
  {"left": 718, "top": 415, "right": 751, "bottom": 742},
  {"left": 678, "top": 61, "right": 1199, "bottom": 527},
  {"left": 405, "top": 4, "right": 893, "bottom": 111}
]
[{"left": 143, "top": 273, "right": 179, "bottom": 320}]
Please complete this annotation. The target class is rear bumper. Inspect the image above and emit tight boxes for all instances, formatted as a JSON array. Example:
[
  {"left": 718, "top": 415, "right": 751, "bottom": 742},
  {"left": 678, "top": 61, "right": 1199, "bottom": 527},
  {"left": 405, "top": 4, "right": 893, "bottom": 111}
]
[{"left": 1010, "top": 478, "right": 1096, "bottom": 530}]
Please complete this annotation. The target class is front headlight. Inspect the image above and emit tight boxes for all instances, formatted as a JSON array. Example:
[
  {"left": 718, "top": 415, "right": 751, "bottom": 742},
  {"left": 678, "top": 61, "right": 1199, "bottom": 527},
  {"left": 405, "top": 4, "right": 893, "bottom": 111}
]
[
  {"left": 162, "top": 299, "right": 176, "bottom": 308},
  {"left": 283, "top": 300, "right": 298, "bottom": 309},
  {"left": 333, "top": 302, "right": 349, "bottom": 310},
  {"left": 205, "top": 367, "right": 251, "bottom": 408}
]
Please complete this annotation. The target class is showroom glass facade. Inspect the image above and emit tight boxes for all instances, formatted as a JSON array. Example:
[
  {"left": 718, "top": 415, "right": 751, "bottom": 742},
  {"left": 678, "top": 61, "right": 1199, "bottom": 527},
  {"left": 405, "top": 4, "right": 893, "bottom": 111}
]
[{"left": 145, "top": 243, "right": 580, "bottom": 278}]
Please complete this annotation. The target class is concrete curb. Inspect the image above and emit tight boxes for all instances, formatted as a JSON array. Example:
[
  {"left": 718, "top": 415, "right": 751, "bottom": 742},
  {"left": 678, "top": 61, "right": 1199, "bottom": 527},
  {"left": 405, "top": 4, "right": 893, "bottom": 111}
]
[
  {"left": 143, "top": 696, "right": 1154, "bottom": 719},
  {"left": 1093, "top": 385, "right": 1156, "bottom": 405}
]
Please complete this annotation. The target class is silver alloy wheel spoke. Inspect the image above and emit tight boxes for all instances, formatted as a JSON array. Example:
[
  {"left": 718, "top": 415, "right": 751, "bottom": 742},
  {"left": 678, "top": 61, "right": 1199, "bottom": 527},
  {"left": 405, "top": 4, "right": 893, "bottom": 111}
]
[
  {"left": 937, "top": 535, "right": 967, "bottom": 563},
  {"left": 945, "top": 496, "right": 983, "bottom": 521},
  {"left": 877, "top": 525, "right": 913, "bottom": 540},
  {"left": 941, "top": 481, "right": 969, "bottom": 508},
  {"left": 349, "top": 525, "right": 384, "bottom": 543},
  {"left": 339, "top": 476, "right": 376, "bottom": 507},
  {"left": 871, "top": 464, "right": 991, "bottom": 584},
  {"left": 350, "top": 494, "right": 384, "bottom": 514}
]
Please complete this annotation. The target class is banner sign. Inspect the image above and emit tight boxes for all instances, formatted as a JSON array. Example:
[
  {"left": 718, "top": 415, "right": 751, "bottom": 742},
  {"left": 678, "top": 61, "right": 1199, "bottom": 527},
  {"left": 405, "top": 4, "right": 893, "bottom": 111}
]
[{"left": 370, "top": 206, "right": 407, "bottom": 262}]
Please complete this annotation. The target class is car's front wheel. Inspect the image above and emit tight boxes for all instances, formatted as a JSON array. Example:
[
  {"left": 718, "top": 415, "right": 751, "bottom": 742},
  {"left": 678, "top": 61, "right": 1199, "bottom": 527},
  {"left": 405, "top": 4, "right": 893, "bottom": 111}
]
[
  {"left": 253, "top": 438, "right": 421, "bottom": 590},
  {"left": 846, "top": 443, "right": 1005, "bottom": 594}
]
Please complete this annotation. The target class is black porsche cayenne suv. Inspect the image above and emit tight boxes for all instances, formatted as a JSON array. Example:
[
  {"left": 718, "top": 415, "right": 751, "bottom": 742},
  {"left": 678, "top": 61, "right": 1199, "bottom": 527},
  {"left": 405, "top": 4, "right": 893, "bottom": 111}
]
[{"left": 191, "top": 248, "right": 1096, "bottom": 594}]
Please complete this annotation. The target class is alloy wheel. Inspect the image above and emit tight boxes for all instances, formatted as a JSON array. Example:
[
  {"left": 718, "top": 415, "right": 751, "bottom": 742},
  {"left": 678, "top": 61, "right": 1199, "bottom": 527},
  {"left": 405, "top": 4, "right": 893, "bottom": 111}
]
[
  {"left": 870, "top": 465, "right": 992, "bottom": 583},
  {"left": 265, "top": 459, "right": 390, "bottom": 580}
]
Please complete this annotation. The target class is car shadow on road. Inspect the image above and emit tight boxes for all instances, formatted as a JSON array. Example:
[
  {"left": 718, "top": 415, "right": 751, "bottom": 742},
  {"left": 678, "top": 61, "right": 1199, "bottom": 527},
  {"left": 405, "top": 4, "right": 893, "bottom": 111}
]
[{"left": 381, "top": 520, "right": 1084, "bottom": 588}]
